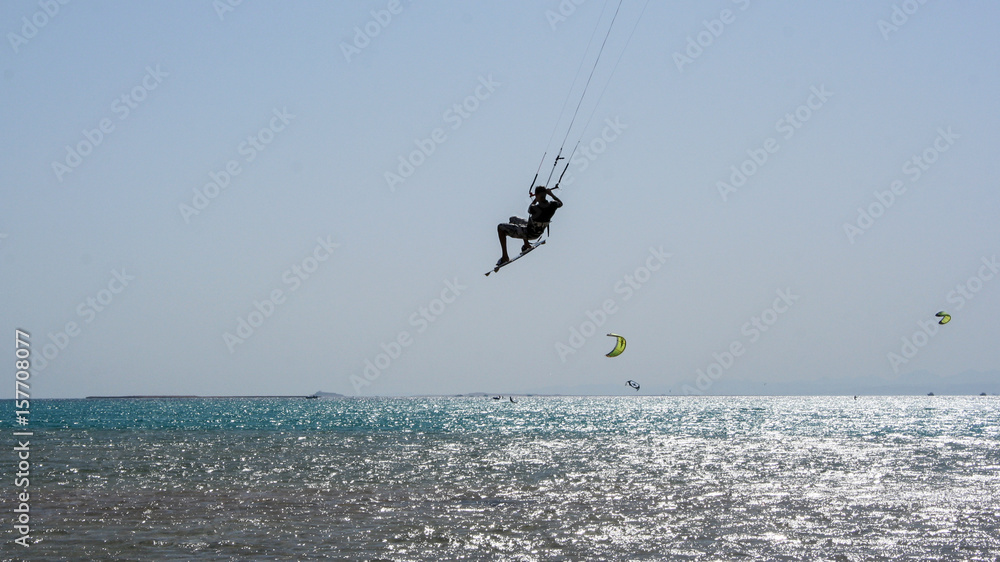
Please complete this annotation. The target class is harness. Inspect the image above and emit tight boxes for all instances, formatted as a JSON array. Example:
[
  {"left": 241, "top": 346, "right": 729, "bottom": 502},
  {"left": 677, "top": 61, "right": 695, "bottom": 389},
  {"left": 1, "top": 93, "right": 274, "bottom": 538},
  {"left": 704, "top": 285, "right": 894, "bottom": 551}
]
[{"left": 526, "top": 221, "right": 549, "bottom": 240}]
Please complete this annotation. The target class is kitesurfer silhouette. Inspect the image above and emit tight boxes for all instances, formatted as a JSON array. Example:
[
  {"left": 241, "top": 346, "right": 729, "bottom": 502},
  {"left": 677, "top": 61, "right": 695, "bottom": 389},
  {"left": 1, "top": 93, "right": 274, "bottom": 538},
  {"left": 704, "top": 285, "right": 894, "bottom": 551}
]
[{"left": 496, "top": 186, "right": 562, "bottom": 267}]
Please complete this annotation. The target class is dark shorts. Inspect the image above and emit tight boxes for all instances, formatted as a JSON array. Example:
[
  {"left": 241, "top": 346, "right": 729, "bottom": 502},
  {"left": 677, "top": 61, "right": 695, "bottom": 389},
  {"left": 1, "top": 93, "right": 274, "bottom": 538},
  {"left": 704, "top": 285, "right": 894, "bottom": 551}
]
[{"left": 499, "top": 217, "right": 543, "bottom": 240}]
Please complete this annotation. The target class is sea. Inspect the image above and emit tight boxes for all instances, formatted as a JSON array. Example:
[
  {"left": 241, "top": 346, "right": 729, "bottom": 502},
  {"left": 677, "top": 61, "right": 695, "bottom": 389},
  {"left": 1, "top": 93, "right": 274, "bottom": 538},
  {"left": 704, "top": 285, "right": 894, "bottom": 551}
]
[{"left": 4, "top": 395, "right": 999, "bottom": 561}]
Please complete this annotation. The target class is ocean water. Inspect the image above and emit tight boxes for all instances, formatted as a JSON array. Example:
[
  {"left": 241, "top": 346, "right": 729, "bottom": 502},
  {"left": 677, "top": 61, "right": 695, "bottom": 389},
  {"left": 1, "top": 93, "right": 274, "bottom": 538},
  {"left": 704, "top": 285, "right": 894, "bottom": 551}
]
[{"left": 5, "top": 395, "right": 1000, "bottom": 560}]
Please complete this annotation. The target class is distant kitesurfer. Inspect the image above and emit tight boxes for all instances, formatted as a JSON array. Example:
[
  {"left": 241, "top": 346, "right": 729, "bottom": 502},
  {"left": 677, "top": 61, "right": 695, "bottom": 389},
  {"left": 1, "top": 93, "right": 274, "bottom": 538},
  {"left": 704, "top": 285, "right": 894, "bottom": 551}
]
[{"left": 497, "top": 186, "right": 562, "bottom": 267}]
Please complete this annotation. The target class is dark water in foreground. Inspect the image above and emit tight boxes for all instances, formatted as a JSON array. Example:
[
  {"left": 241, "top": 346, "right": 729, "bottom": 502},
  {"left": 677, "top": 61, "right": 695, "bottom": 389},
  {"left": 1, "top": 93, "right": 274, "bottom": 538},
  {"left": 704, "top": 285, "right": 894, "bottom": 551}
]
[{"left": 4, "top": 396, "right": 999, "bottom": 560}]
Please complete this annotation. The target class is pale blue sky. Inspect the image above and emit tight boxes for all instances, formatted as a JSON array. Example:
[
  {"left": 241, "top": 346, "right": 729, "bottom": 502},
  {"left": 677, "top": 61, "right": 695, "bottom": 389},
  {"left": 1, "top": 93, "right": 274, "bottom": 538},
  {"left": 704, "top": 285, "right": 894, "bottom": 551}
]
[{"left": 3, "top": 1, "right": 998, "bottom": 398}]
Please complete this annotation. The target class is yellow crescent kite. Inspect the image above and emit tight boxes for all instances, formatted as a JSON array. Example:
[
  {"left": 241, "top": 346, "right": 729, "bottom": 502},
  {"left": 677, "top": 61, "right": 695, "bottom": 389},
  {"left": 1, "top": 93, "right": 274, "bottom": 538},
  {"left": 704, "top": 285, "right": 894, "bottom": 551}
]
[
  {"left": 936, "top": 311, "right": 951, "bottom": 325},
  {"left": 606, "top": 333, "right": 626, "bottom": 357}
]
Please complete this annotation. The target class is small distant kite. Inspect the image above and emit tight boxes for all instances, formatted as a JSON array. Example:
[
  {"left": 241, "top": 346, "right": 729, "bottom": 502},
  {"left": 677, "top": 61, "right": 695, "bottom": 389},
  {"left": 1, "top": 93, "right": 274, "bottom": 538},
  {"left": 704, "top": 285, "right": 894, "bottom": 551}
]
[
  {"left": 626, "top": 380, "right": 640, "bottom": 391},
  {"left": 606, "top": 333, "right": 626, "bottom": 357},
  {"left": 936, "top": 311, "right": 951, "bottom": 325}
]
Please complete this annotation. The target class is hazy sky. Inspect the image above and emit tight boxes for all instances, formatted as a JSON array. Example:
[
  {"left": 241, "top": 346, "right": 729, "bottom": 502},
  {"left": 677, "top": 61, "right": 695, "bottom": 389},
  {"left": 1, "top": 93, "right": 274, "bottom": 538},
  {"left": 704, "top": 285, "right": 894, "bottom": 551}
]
[{"left": 3, "top": 1, "right": 998, "bottom": 398}]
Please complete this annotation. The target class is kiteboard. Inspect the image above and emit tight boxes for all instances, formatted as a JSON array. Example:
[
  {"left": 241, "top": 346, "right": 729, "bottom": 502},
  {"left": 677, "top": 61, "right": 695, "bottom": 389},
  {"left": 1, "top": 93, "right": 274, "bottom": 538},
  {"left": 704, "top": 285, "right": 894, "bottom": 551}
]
[{"left": 486, "top": 239, "right": 545, "bottom": 276}]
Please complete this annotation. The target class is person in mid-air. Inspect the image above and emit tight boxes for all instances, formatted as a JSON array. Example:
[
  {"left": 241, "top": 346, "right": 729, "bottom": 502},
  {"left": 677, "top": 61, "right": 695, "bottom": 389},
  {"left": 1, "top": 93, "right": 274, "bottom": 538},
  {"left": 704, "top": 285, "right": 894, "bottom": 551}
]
[{"left": 496, "top": 185, "right": 562, "bottom": 267}]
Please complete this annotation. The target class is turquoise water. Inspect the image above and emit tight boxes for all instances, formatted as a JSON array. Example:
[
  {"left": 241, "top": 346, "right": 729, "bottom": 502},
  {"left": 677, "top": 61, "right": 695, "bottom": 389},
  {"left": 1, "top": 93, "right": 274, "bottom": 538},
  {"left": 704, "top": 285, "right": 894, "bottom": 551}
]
[{"left": 5, "top": 396, "right": 1000, "bottom": 560}]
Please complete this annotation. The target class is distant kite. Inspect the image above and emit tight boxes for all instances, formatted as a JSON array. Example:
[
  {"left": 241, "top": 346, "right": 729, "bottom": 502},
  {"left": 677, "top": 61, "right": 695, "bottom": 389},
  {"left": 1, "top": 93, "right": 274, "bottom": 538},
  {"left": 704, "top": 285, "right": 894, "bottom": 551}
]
[
  {"left": 606, "top": 333, "right": 627, "bottom": 357},
  {"left": 626, "top": 380, "right": 640, "bottom": 391},
  {"left": 936, "top": 311, "right": 951, "bottom": 325}
]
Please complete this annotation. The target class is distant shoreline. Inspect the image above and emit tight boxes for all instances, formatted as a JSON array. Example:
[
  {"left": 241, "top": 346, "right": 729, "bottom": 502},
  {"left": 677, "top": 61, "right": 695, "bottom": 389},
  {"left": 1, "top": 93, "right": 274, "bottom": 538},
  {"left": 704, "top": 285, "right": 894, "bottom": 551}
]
[
  {"left": 71, "top": 393, "right": 995, "bottom": 400},
  {"left": 84, "top": 395, "right": 318, "bottom": 399}
]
